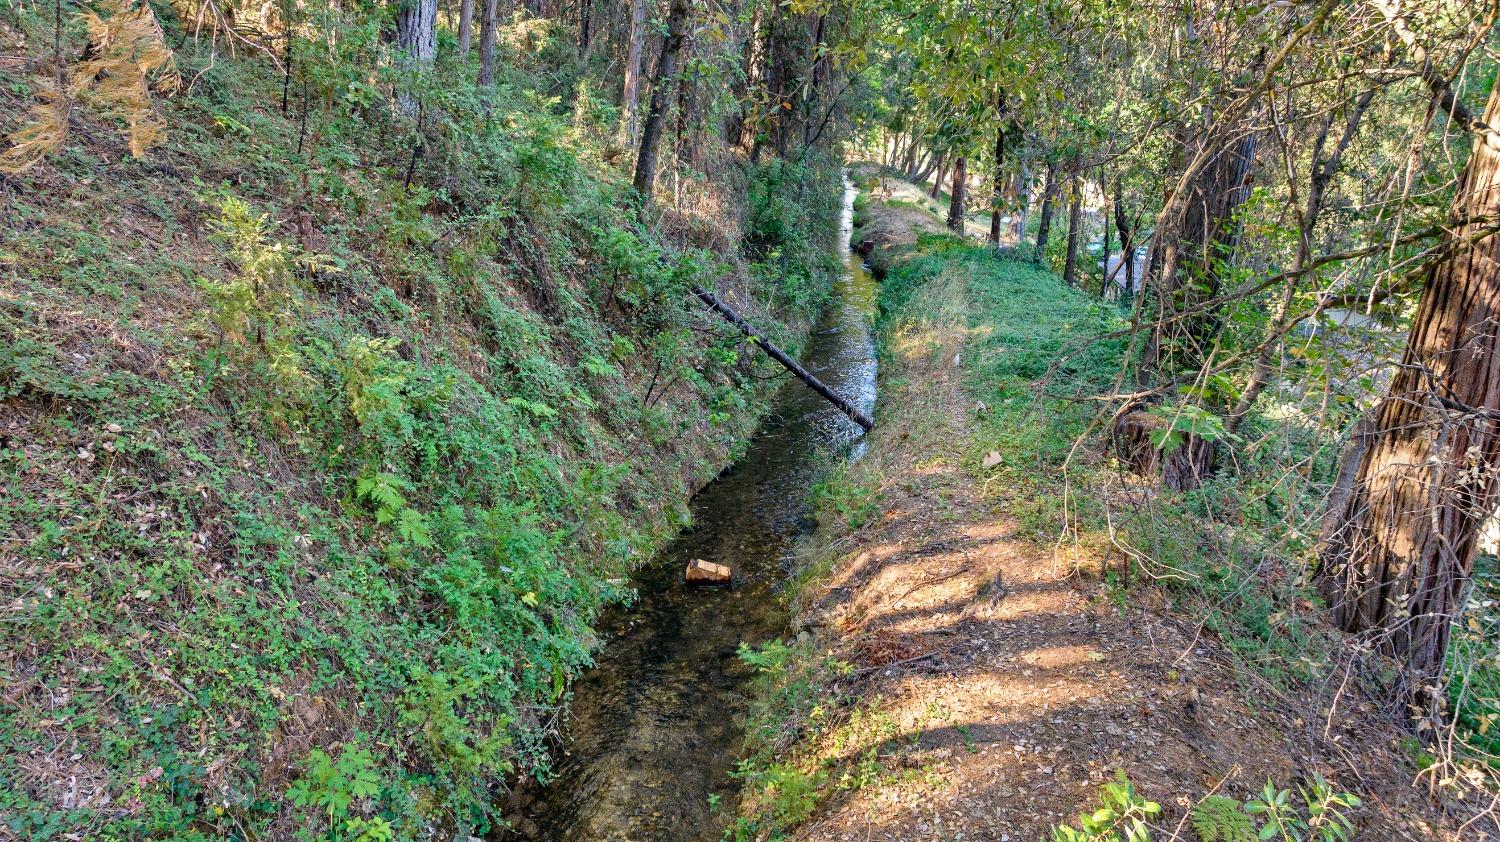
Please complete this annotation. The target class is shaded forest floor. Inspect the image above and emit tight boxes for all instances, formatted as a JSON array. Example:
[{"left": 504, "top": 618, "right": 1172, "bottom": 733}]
[{"left": 729, "top": 180, "right": 1484, "bottom": 841}]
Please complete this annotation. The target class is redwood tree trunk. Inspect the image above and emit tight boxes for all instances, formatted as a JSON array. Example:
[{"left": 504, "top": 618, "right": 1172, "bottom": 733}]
[
  {"left": 1147, "top": 125, "right": 1258, "bottom": 372},
  {"left": 457, "top": 0, "right": 474, "bottom": 58},
  {"left": 1320, "top": 84, "right": 1500, "bottom": 702},
  {"left": 632, "top": 0, "right": 689, "bottom": 201},
  {"left": 946, "top": 157, "right": 967, "bottom": 232},
  {"left": 930, "top": 153, "right": 947, "bottom": 199}
]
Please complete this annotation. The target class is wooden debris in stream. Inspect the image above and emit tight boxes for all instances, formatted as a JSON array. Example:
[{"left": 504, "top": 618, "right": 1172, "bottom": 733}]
[{"left": 684, "top": 558, "right": 732, "bottom": 586}]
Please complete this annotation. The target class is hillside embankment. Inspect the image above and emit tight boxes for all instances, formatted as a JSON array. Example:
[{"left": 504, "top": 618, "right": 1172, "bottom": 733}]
[
  {"left": 728, "top": 173, "right": 1482, "bottom": 841},
  {"left": 0, "top": 14, "right": 843, "bottom": 839}
]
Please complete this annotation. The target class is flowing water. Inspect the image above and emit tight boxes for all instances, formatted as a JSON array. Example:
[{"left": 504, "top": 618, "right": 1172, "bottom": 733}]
[{"left": 520, "top": 177, "right": 877, "bottom": 841}]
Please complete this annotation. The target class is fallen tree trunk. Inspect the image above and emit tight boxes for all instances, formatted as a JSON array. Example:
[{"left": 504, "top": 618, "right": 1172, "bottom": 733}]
[{"left": 691, "top": 285, "right": 874, "bottom": 432}]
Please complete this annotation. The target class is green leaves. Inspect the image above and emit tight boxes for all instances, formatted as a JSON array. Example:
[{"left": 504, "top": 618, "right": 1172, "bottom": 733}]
[
  {"left": 1048, "top": 770, "right": 1161, "bottom": 842},
  {"left": 286, "top": 745, "right": 384, "bottom": 826},
  {"left": 1145, "top": 403, "right": 1239, "bottom": 454},
  {"left": 1244, "top": 776, "right": 1360, "bottom": 842},
  {"left": 1192, "top": 795, "right": 1257, "bottom": 842}
]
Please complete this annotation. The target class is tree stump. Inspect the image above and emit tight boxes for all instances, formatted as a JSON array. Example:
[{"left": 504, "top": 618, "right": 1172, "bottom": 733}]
[{"left": 1112, "top": 410, "right": 1215, "bottom": 492}]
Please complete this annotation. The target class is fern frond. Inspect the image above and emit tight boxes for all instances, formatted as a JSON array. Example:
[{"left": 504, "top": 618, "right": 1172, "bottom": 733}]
[
  {"left": 1191, "top": 795, "right": 1256, "bottom": 842},
  {"left": 0, "top": 83, "right": 69, "bottom": 174},
  {"left": 73, "top": 0, "right": 179, "bottom": 159}
]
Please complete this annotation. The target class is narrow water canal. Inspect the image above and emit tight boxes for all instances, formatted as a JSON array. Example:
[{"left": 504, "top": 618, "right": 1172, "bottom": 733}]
[{"left": 518, "top": 177, "right": 878, "bottom": 841}]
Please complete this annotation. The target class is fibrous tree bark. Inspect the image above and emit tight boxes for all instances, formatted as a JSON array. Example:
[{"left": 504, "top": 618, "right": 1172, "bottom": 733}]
[
  {"left": 620, "top": 0, "right": 645, "bottom": 142},
  {"left": 395, "top": 0, "right": 437, "bottom": 116},
  {"left": 930, "top": 153, "right": 946, "bottom": 199},
  {"left": 1133, "top": 123, "right": 1258, "bottom": 490},
  {"left": 946, "top": 156, "right": 966, "bottom": 233},
  {"left": 477, "top": 0, "right": 499, "bottom": 86},
  {"left": 1319, "top": 84, "right": 1500, "bottom": 706},
  {"left": 457, "top": 0, "right": 474, "bottom": 58},
  {"left": 632, "top": 0, "right": 689, "bottom": 202}
]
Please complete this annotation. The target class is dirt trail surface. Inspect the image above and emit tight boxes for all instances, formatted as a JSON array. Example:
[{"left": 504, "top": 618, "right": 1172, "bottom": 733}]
[{"left": 774, "top": 189, "right": 1476, "bottom": 841}]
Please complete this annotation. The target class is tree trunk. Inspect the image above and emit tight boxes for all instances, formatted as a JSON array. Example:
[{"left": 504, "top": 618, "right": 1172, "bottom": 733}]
[
  {"left": 801, "top": 13, "right": 827, "bottom": 149},
  {"left": 1146, "top": 125, "right": 1258, "bottom": 371},
  {"left": 929, "top": 153, "right": 947, "bottom": 199},
  {"left": 1113, "top": 175, "right": 1133, "bottom": 298},
  {"left": 477, "top": 0, "right": 499, "bottom": 86},
  {"left": 1012, "top": 165, "right": 1029, "bottom": 243},
  {"left": 396, "top": 0, "right": 437, "bottom": 116},
  {"left": 1063, "top": 168, "right": 1082, "bottom": 285},
  {"left": 1099, "top": 175, "right": 1112, "bottom": 298},
  {"left": 946, "top": 157, "right": 967, "bottom": 233},
  {"left": 692, "top": 286, "right": 873, "bottom": 431},
  {"left": 632, "top": 0, "right": 689, "bottom": 202},
  {"left": 1034, "top": 160, "right": 1058, "bottom": 262},
  {"left": 620, "top": 0, "right": 645, "bottom": 142},
  {"left": 911, "top": 148, "right": 935, "bottom": 183},
  {"left": 1319, "top": 84, "right": 1500, "bottom": 705},
  {"left": 989, "top": 120, "right": 1007, "bottom": 244},
  {"left": 457, "top": 0, "right": 474, "bottom": 58},
  {"left": 721, "top": 0, "right": 751, "bottom": 147}
]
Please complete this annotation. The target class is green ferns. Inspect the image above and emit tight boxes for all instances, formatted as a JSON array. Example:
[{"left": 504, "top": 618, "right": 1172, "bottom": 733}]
[{"left": 1191, "top": 795, "right": 1256, "bottom": 842}]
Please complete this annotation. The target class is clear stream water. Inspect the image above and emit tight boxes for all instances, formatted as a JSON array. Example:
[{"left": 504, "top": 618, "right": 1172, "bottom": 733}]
[{"left": 517, "top": 177, "right": 878, "bottom": 841}]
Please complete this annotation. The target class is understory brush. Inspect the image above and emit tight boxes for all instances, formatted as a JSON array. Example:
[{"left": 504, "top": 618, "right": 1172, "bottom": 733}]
[{"left": 0, "top": 4, "right": 842, "bottom": 838}]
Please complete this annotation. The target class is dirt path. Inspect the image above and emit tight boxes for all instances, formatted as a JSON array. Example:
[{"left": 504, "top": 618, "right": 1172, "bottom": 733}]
[{"left": 762, "top": 187, "right": 1474, "bottom": 841}]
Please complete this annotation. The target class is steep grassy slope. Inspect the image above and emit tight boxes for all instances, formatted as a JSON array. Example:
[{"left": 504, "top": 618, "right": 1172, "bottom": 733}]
[{"left": 0, "top": 9, "right": 841, "bottom": 839}]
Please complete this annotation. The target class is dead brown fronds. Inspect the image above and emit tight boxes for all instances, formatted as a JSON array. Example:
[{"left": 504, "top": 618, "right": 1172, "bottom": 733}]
[{"left": 0, "top": 0, "right": 180, "bottom": 174}]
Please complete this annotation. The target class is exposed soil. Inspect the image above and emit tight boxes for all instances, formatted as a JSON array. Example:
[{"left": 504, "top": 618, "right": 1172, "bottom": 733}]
[{"left": 779, "top": 192, "right": 1487, "bottom": 841}]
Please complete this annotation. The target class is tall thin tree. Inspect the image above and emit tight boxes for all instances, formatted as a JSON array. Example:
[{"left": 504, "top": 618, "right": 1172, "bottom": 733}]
[
  {"left": 477, "top": 0, "right": 499, "bottom": 86},
  {"left": 620, "top": 0, "right": 646, "bottom": 142},
  {"left": 632, "top": 0, "right": 689, "bottom": 202}
]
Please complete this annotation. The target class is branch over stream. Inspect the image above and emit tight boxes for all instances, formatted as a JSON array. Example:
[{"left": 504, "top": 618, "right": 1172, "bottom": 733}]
[{"left": 691, "top": 285, "right": 875, "bottom": 432}]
